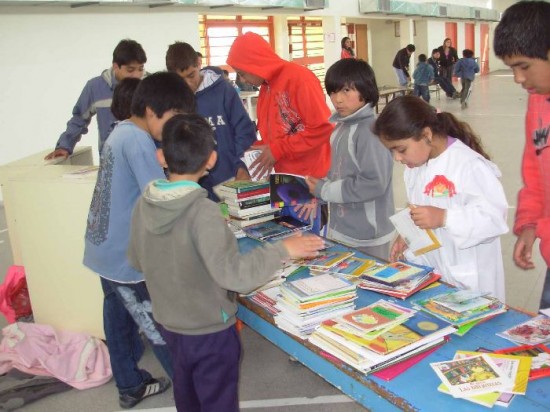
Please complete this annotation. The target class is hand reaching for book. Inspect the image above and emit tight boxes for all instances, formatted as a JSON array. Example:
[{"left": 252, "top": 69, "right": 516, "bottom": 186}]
[
  {"left": 281, "top": 233, "right": 325, "bottom": 259},
  {"left": 390, "top": 235, "right": 408, "bottom": 262}
]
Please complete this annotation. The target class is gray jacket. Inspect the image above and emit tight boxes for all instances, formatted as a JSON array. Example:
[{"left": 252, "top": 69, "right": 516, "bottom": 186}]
[
  {"left": 314, "top": 104, "right": 395, "bottom": 248},
  {"left": 128, "top": 182, "right": 288, "bottom": 335}
]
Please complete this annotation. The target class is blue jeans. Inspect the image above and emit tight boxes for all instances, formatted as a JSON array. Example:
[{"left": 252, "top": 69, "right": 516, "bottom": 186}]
[
  {"left": 394, "top": 68, "right": 408, "bottom": 87},
  {"left": 434, "top": 76, "right": 456, "bottom": 97},
  {"left": 101, "top": 278, "right": 173, "bottom": 395},
  {"left": 414, "top": 84, "right": 430, "bottom": 102}
]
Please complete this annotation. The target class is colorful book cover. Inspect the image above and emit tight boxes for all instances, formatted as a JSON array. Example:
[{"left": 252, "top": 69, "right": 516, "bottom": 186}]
[
  {"left": 329, "top": 257, "right": 377, "bottom": 278},
  {"left": 339, "top": 300, "right": 413, "bottom": 335},
  {"left": 360, "top": 261, "right": 428, "bottom": 285},
  {"left": 297, "top": 251, "right": 354, "bottom": 271},
  {"left": 243, "top": 215, "right": 311, "bottom": 241},
  {"left": 269, "top": 173, "right": 315, "bottom": 207},
  {"left": 219, "top": 179, "right": 269, "bottom": 193},
  {"left": 497, "top": 315, "right": 550, "bottom": 345},
  {"left": 494, "top": 343, "right": 550, "bottom": 380},
  {"left": 430, "top": 354, "right": 514, "bottom": 399}
]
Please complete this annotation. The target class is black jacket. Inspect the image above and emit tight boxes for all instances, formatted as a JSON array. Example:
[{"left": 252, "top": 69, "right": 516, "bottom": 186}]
[
  {"left": 438, "top": 46, "right": 458, "bottom": 68},
  {"left": 392, "top": 48, "right": 412, "bottom": 77}
]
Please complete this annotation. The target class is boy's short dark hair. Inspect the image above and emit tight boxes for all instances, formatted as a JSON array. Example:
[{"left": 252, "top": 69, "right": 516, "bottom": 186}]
[
  {"left": 418, "top": 54, "right": 427, "bottom": 62},
  {"left": 162, "top": 113, "right": 216, "bottom": 175},
  {"left": 463, "top": 49, "right": 474, "bottom": 58},
  {"left": 431, "top": 48, "right": 440, "bottom": 55},
  {"left": 131, "top": 72, "right": 195, "bottom": 118},
  {"left": 166, "top": 42, "right": 198, "bottom": 73},
  {"left": 111, "top": 78, "right": 141, "bottom": 121},
  {"left": 325, "top": 59, "right": 379, "bottom": 106},
  {"left": 494, "top": 1, "right": 550, "bottom": 60},
  {"left": 406, "top": 44, "right": 416, "bottom": 52},
  {"left": 112, "top": 39, "right": 147, "bottom": 66}
]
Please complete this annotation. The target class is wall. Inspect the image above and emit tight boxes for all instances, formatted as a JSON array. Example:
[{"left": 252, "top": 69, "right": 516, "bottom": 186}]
[{"left": 0, "top": 6, "right": 200, "bottom": 184}]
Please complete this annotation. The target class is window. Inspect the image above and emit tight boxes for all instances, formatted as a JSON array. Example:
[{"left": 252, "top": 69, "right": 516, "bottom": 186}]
[{"left": 287, "top": 16, "right": 325, "bottom": 84}]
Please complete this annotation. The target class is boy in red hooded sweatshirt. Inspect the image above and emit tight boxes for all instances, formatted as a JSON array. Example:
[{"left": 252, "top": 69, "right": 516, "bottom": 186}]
[
  {"left": 227, "top": 32, "right": 333, "bottom": 181},
  {"left": 494, "top": 1, "right": 550, "bottom": 310}
]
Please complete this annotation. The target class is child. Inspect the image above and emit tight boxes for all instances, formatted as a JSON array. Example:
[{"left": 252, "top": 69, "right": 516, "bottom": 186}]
[
  {"left": 127, "top": 113, "right": 325, "bottom": 412},
  {"left": 454, "top": 49, "right": 479, "bottom": 109},
  {"left": 305, "top": 59, "right": 395, "bottom": 260},
  {"left": 494, "top": 0, "right": 550, "bottom": 310},
  {"left": 373, "top": 95, "right": 509, "bottom": 301},
  {"left": 45, "top": 39, "right": 147, "bottom": 160},
  {"left": 341, "top": 36, "right": 355, "bottom": 59},
  {"left": 83, "top": 72, "right": 195, "bottom": 409},
  {"left": 428, "top": 49, "right": 459, "bottom": 99},
  {"left": 413, "top": 54, "right": 435, "bottom": 103},
  {"left": 108, "top": 77, "right": 141, "bottom": 136},
  {"left": 166, "top": 41, "right": 256, "bottom": 201}
]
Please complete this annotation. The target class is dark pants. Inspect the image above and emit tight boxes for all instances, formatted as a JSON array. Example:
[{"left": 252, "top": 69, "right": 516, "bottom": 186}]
[
  {"left": 434, "top": 76, "right": 456, "bottom": 97},
  {"left": 540, "top": 268, "right": 550, "bottom": 309},
  {"left": 440, "top": 65, "right": 455, "bottom": 83},
  {"left": 101, "top": 278, "right": 173, "bottom": 395},
  {"left": 460, "top": 79, "right": 473, "bottom": 103},
  {"left": 161, "top": 325, "right": 241, "bottom": 412},
  {"left": 413, "top": 84, "right": 430, "bottom": 102}
]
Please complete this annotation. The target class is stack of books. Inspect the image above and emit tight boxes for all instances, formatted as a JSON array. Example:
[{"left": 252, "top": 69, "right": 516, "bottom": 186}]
[
  {"left": 215, "top": 180, "right": 280, "bottom": 226},
  {"left": 274, "top": 273, "right": 357, "bottom": 339},
  {"left": 296, "top": 250, "right": 356, "bottom": 275},
  {"left": 358, "top": 261, "right": 440, "bottom": 299},
  {"left": 412, "top": 289, "right": 507, "bottom": 336},
  {"left": 497, "top": 315, "right": 550, "bottom": 346},
  {"left": 493, "top": 343, "right": 550, "bottom": 381},
  {"left": 309, "top": 302, "right": 455, "bottom": 374},
  {"left": 432, "top": 350, "right": 532, "bottom": 408}
]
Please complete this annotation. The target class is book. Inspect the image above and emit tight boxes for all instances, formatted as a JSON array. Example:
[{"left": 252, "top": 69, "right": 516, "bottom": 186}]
[
  {"left": 269, "top": 173, "right": 315, "bottom": 208},
  {"left": 389, "top": 207, "right": 441, "bottom": 256},
  {"left": 227, "top": 203, "right": 275, "bottom": 218},
  {"left": 360, "top": 261, "right": 429, "bottom": 286},
  {"left": 297, "top": 251, "right": 355, "bottom": 273},
  {"left": 241, "top": 149, "right": 272, "bottom": 181},
  {"left": 229, "top": 211, "right": 279, "bottom": 228},
  {"left": 328, "top": 256, "right": 377, "bottom": 279},
  {"left": 242, "top": 215, "right": 312, "bottom": 241},
  {"left": 494, "top": 343, "right": 550, "bottom": 380},
  {"left": 430, "top": 354, "right": 514, "bottom": 399},
  {"left": 338, "top": 300, "right": 415, "bottom": 335},
  {"left": 62, "top": 165, "right": 99, "bottom": 179},
  {"left": 217, "top": 179, "right": 269, "bottom": 194},
  {"left": 433, "top": 290, "right": 493, "bottom": 313},
  {"left": 497, "top": 315, "right": 550, "bottom": 345},
  {"left": 359, "top": 271, "right": 441, "bottom": 300},
  {"left": 280, "top": 273, "right": 356, "bottom": 303}
]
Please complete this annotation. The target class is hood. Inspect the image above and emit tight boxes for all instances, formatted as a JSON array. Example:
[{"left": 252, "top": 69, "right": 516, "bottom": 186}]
[
  {"left": 101, "top": 68, "right": 115, "bottom": 90},
  {"left": 227, "top": 32, "right": 285, "bottom": 82},
  {"left": 329, "top": 102, "right": 375, "bottom": 124},
  {"left": 140, "top": 181, "right": 208, "bottom": 235},
  {"left": 196, "top": 66, "right": 223, "bottom": 95}
]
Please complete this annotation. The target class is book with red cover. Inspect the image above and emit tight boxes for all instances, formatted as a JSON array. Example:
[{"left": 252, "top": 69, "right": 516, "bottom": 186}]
[{"left": 494, "top": 343, "right": 550, "bottom": 380}]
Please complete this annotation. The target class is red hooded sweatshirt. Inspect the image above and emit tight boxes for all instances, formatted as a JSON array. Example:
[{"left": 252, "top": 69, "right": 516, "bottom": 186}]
[{"left": 227, "top": 32, "right": 332, "bottom": 178}]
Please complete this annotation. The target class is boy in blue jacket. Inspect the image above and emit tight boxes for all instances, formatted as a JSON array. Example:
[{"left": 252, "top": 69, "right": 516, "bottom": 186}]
[
  {"left": 45, "top": 39, "right": 147, "bottom": 160},
  {"left": 413, "top": 54, "right": 435, "bottom": 103},
  {"left": 166, "top": 42, "right": 257, "bottom": 201},
  {"left": 454, "top": 49, "right": 480, "bottom": 109}
]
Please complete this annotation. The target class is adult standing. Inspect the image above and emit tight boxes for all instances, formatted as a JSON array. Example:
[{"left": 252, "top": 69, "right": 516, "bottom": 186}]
[
  {"left": 341, "top": 37, "right": 355, "bottom": 59},
  {"left": 392, "top": 44, "right": 415, "bottom": 87},
  {"left": 438, "top": 38, "right": 459, "bottom": 83}
]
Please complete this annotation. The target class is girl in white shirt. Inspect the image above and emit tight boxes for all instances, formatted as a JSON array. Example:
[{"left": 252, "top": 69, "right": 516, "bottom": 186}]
[{"left": 373, "top": 95, "right": 509, "bottom": 301}]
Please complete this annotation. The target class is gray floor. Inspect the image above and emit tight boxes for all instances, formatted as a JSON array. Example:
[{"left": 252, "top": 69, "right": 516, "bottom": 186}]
[{"left": 0, "top": 70, "right": 546, "bottom": 411}]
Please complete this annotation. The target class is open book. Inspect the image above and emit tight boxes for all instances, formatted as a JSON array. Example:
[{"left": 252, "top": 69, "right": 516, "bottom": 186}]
[
  {"left": 269, "top": 173, "right": 315, "bottom": 208},
  {"left": 389, "top": 207, "right": 441, "bottom": 256}
]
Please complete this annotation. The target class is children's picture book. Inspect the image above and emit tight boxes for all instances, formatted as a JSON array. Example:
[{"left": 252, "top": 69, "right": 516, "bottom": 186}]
[
  {"left": 297, "top": 251, "right": 355, "bottom": 273},
  {"left": 328, "top": 257, "right": 377, "bottom": 279},
  {"left": 360, "top": 261, "right": 429, "bottom": 286},
  {"left": 497, "top": 315, "right": 550, "bottom": 345},
  {"left": 494, "top": 343, "right": 550, "bottom": 380},
  {"left": 338, "top": 300, "right": 414, "bottom": 335},
  {"left": 269, "top": 173, "right": 315, "bottom": 208},
  {"left": 243, "top": 215, "right": 312, "bottom": 241},
  {"left": 434, "top": 290, "right": 493, "bottom": 313},
  {"left": 430, "top": 354, "right": 514, "bottom": 398},
  {"left": 62, "top": 165, "right": 99, "bottom": 179},
  {"left": 282, "top": 273, "right": 356, "bottom": 302},
  {"left": 389, "top": 207, "right": 441, "bottom": 256}
]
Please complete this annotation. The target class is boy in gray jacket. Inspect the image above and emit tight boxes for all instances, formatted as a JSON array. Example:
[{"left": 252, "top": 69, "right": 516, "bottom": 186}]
[{"left": 128, "top": 113, "right": 324, "bottom": 412}]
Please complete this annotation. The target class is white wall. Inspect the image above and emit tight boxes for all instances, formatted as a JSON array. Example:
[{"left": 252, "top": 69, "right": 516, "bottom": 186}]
[{"left": 0, "top": 6, "right": 200, "bottom": 177}]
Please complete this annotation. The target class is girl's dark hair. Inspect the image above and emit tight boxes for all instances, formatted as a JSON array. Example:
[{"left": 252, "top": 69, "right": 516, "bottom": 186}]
[
  {"left": 111, "top": 78, "right": 141, "bottom": 121},
  {"left": 373, "top": 95, "right": 490, "bottom": 160},
  {"left": 341, "top": 36, "right": 350, "bottom": 49},
  {"left": 325, "top": 59, "right": 379, "bottom": 106}
]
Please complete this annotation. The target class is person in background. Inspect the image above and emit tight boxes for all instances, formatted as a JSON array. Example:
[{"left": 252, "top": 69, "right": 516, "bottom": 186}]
[
  {"left": 166, "top": 42, "right": 256, "bottom": 200},
  {"left": 45, "top": 39, "right": 146, "bottom": 160},
  {"left": 83, "top": 72, "right": 196, "bottom": 409},
  {"left": 412, "top": 54, "right": 434, "bottom": 103},
  {"left": 128, "top": 113, "right": 325, "bottom": 412},
  {"left": 305, "top": 59, "right": 395, "bottom": 260},
  {"left": 438, "top": 38, "right": 459, "bottom": 83},
  {"left": 196, "top": 51, "right": 203, "bottom": 69},
  {"left": 494, "top": 0, "right": 550, "bottom": 311},
  {"left": 341, "top": 37, "right": 355, "bottom": 59},
  {"left": 374, "top": 96, "right": 508, "bottom": 302},
  {"left": 392, "top": 44, "right": 415, "bottom": 87},
  {"left": 109, "top": 77, "right": 141, "bottom": 133},
  {"left": 454, "top": 49, "right": 480, "bottom": 109},
  {"left": 428, "top": 49, "right": 459, "bottom": 99}
]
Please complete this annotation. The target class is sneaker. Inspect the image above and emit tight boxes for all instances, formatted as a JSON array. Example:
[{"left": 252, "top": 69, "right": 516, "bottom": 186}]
[
  {"left": 119, "top": 377, "right": 171, "bottom": 409},
  {"left": 453, "top": 91, "right": 460, "bottom": 99}
]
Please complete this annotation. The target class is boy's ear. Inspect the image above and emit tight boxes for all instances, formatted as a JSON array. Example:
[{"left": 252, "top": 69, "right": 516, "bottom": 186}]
[
  {"left": 156, "top": 148, "right": 168, "bottom": 169},
  {"left": 206, "top": 151, "right": 217, "bottom": 171}
]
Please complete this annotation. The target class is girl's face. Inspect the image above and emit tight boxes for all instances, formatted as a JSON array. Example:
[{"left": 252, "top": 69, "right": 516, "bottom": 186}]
[
  {"left": 344, "top": 39, "right": 352, "bottom": 48},
  {"left": 329, "top": 85, "right": 365, "bottom": 117},
  {"left": 444, "top": 39, "right": 452, "bottom": 48},
  {"left": 380, "top": 135, "right": 432, "bottom": 168}
]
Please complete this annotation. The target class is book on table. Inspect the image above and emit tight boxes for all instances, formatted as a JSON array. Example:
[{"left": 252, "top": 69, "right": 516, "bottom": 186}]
[
  {"left": 493, "top": 343, "right": 550, "bottom": 381},
  {"left": 242, "top": 215, "right": 312, "bottom": 241},
  {"left": 359, "top": 260, "right": 430, "bottom": 286},
  {"left": 359, "top": 271, "right": 441, "bottom": 300},
  {"left": 296, "top": 250, "right": 355, "bottom": 274},
  {"left": 496, "top": 315, "right": 550, "bottom": 345},
  {"left": 389, "top": 207, "right": 441, "bottom": 256}
]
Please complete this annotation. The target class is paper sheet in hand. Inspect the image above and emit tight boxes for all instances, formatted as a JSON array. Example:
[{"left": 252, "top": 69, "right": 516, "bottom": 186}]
[{"left": 389, "top": 208, "right": 441, "bottom": 256}]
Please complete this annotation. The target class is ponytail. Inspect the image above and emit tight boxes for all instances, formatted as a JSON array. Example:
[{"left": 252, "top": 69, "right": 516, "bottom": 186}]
[{"left": 374, "top": 95, "right": 490, "bottom": 160}]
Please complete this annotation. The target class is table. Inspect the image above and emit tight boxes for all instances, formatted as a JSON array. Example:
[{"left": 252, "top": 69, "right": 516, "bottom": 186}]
[
  {"left": 236, "top": 239, "right": 549, "bottom": 411},
  {"left": 376, "top": 87, "right": 413, "bottom": 113},
  {"left": 240, "top": 91, "right": 259, "bottom": 121}
]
